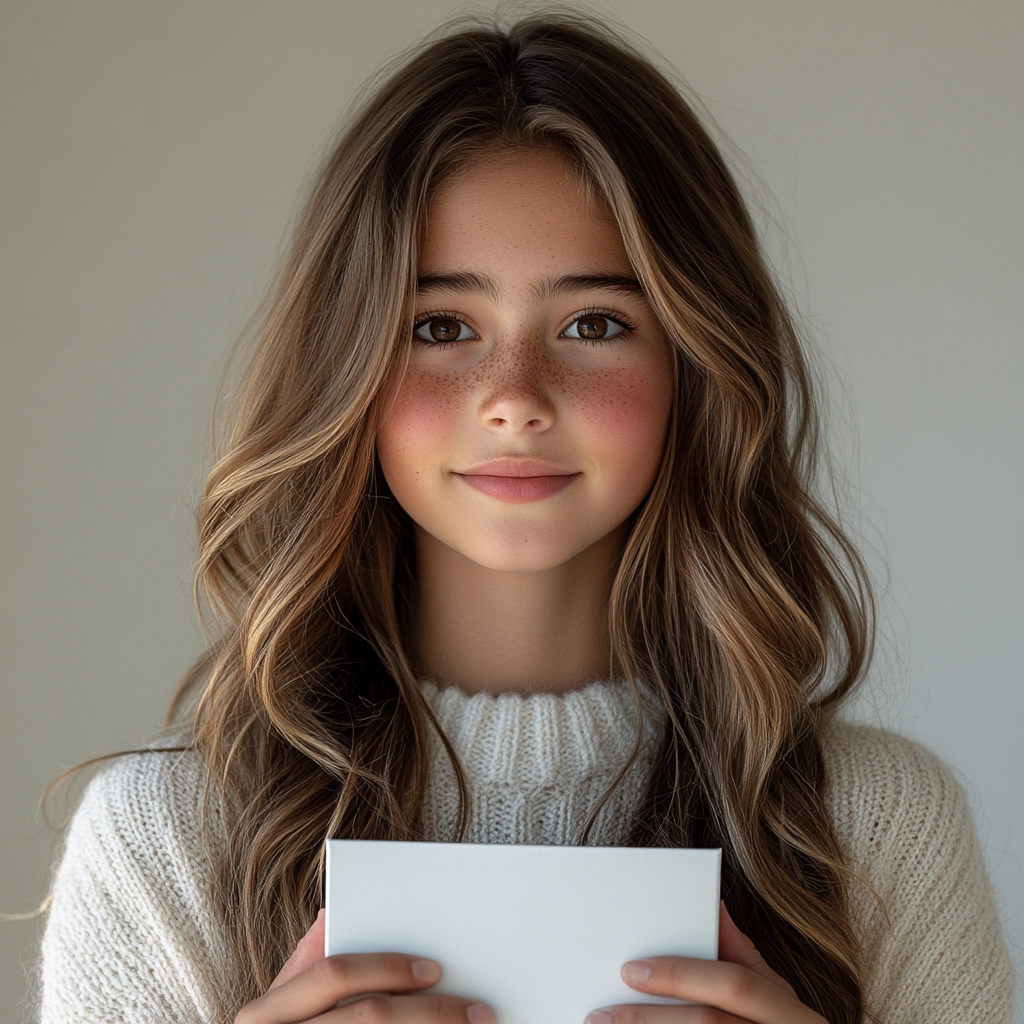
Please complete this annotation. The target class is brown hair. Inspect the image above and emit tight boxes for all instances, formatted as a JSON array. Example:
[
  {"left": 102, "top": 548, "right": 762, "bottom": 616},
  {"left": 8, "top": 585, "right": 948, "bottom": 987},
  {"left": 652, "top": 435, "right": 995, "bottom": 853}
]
[{"left": 168, "top": 14, "right": 872, "bottom": 1021}]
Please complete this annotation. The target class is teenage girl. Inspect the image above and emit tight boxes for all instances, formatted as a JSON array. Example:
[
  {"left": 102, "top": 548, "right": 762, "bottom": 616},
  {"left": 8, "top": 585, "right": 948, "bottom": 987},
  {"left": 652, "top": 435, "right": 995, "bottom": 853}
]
[{"left": 38, "top": 16, "right": 1013, "bottom": 1024}]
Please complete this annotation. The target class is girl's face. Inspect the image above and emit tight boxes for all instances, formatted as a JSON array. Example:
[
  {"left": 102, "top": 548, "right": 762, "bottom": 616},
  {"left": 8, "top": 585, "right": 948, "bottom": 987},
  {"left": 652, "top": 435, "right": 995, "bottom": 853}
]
[{"left": 377, "top": 148, "right": 674, "bottom": 573}]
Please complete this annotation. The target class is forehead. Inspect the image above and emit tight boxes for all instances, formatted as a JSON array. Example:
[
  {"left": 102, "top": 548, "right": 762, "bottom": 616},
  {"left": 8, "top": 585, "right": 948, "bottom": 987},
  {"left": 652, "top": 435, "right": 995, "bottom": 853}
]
[{"left": 419, "top": 148, "right": 632, "bottom": 280}]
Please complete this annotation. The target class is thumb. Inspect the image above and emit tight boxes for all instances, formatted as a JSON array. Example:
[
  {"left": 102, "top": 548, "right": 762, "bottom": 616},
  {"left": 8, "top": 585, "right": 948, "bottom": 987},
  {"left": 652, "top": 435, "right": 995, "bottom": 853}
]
[
  {"left": 718, "top": 902, "right": 792, "bottom": 992},
  {"left": 270, "top": 908, "right": 326, "bottom": 991}
]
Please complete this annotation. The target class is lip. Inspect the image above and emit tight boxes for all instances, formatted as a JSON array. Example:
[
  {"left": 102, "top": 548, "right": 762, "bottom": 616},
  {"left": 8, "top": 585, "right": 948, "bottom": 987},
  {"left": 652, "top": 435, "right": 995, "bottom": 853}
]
[
  {"left": 455, "top": 458, "right": 580, "bottom": 503},
  {"left": 460, "top": 458, "right": 575, "bottom": 478}
]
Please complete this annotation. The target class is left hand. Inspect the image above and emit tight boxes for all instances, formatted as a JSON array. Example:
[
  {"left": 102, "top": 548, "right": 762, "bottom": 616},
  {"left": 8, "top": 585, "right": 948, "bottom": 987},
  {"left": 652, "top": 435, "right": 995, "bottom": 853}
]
[{"left": 584, "top": 903, "right": 828, "bottom": 1024}]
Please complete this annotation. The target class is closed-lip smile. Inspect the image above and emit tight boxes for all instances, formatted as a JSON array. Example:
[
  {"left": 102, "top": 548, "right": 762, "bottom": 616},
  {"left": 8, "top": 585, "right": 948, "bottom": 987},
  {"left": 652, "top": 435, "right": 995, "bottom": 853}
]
[{"left": 455, "top": 458, "right": 580, "bottom": 503}]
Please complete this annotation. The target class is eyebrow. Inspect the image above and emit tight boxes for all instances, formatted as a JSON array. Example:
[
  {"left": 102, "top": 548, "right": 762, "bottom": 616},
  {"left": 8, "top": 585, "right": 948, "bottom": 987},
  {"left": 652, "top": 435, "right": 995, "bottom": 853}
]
[
  {"left": 416, "top": 272, "right": 647, "bottom": 303},
  {"left": 416, "top": 272, "right": 501, "bottom": 302}
]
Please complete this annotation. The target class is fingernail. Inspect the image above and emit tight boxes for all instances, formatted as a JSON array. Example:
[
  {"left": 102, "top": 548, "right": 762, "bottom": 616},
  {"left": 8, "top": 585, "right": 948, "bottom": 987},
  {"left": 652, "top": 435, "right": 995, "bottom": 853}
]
[
  {"left": 411, "top": 958, "right": 441, "bottom": 983},
  {"left": 466, "top": 1003, "right": 495, "bottom": 1024},
  {"left": 585, "top": 1012, "right": 613, "bottom": 1024},
  {"left": 621, "top": 959, "right": 653, "bottom": 984}
]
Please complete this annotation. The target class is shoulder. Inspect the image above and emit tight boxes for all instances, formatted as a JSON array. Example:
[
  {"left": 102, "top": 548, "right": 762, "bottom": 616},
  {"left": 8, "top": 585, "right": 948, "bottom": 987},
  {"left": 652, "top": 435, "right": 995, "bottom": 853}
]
[
  {"left": 821, "top": 721, "right": 970, "bottom": 870},
  {"left": 57, "top": 739, "right": 228, "bottom": 920},
  {"left": 41, "top": 745, "right": 231, "bottom": 1022},
  {"left": 821, "top": 722, "right": 1015, "bottom": 1023},
  {"left": 52, "top": 742, "right": 219, "bottom": 917},
  {"left": 71, "top": 742, "right": 211, "bottom": 847},
  {"left": 821, "top": 721, "right": 988, "bottom": 919}
]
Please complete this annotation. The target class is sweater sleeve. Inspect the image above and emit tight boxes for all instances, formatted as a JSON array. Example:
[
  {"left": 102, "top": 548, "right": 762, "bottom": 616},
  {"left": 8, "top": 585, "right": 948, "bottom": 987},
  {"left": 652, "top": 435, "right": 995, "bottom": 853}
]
[
  {"left": 826, "top": 724, "right": 1015, "bottom": 1024},
  {"left": 38, "top": 750, "right": 232, "bottom": 1024}
]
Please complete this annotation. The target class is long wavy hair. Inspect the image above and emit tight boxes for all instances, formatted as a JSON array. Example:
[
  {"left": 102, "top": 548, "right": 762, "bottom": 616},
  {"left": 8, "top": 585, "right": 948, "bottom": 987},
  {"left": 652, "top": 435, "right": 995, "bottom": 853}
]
[{"left": 167, "top": 14, "right": 873, "bottom": 1022}]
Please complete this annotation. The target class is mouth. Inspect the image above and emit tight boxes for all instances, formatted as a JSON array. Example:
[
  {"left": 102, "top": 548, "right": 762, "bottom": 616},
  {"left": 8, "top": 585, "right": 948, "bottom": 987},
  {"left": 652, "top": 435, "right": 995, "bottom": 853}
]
[{"left": 455, "top": 458, "right": 580, "bottom": 503}]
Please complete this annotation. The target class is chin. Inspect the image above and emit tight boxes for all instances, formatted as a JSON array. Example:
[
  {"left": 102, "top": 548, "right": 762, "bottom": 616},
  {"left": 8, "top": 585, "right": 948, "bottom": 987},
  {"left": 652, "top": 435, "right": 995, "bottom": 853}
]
[{"left": 456, "top": 531, "right": 595, "bottom": 574}]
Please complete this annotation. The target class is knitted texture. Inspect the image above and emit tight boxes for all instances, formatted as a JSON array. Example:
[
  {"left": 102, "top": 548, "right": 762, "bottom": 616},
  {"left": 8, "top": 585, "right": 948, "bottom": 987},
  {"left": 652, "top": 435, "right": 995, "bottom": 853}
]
[
  {"left": 38, "top": 746, "right": 228, "bottom": 1023},
  {"left": 37, "top": 682, "right": 1014, "bottom": 1023},
  {"left": 419, "top": 679, "right": 664, "bottom": 845},
  {"left": 825, "top": 722, "right": 1015, "bottom": 1023}
]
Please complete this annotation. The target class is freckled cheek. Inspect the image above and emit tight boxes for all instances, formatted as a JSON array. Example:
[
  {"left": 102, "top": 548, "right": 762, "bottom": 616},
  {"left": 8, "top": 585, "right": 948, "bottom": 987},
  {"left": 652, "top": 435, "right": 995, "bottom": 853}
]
[
  {"left": 377, "top": 377, "right": 463, "bottom": 483},
  {"left": 573, "top": 368, "right": 673, "bottom": 471}
]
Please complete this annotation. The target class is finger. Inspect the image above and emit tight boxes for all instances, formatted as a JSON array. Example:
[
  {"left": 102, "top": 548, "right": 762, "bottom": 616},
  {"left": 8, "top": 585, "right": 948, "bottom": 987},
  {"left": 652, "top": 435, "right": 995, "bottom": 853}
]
[
  {"left": 270, "top": 909, "right": 327, "bottom": 991},
  {"left": 330, "top": 993, "right": 495, "bottom": 1024},
  {"left": 236, "top": 953, "right": 442, "bottom": 1024},
  {"left": 717, "top": 904, "right": 791, "bottom": 991},
  {"left": 619, "top": 957, "right": 826, "bottom": 1024},
  {"left": 586, "top": 1004, "right": 744, "bottom": 1024}
]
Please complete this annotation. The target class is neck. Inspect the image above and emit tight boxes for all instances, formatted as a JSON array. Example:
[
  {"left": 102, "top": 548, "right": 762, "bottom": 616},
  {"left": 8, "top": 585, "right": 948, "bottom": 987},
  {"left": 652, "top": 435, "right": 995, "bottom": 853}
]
[{"left": 412, "top": 527, "right": 622, "bottom": 695}]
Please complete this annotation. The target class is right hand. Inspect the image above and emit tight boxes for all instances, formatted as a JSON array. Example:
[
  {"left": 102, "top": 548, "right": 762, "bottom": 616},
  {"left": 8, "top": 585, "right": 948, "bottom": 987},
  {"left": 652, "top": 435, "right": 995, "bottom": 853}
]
[{"left": 235, "top": 910, "right": 495, "bottom": 1024}]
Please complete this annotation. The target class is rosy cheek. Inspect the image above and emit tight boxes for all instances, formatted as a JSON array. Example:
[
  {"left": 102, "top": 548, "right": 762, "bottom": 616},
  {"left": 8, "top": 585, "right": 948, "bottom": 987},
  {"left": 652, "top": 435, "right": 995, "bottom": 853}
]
[
  {"left": 378, "top": 374, "right": 460, "bottom": 475},
  {"left": 574, "top": 366, "right": 672, "bottom": 465}
]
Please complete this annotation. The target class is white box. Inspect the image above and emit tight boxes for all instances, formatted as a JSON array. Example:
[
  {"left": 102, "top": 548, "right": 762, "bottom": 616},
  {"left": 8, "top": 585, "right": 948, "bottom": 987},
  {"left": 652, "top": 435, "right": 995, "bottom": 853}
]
[{"left": 325, "top": 840, "right": 720, "bottom": 1024}]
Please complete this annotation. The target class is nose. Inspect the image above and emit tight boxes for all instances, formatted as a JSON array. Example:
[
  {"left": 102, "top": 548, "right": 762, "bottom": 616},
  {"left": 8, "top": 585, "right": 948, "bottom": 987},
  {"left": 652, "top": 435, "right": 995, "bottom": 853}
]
[{"left": 477, "top": 339, "right": 556, "bottom": 434}]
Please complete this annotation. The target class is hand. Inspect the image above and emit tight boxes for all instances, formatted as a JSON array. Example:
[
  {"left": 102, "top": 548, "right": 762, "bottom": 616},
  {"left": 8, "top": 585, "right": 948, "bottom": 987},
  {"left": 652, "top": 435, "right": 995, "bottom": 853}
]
[
  {"left": 584, "top": 903, "right": 828, "bottom": 1024},
  {"left": 235, "top": 910, "right": 495, "bottom": 1024}
]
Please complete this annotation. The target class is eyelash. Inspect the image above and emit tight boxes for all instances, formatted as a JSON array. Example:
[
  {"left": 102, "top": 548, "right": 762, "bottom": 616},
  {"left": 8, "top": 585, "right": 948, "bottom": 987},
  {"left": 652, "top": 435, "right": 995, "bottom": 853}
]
[
  {"left": 411, "top": 308, "right": 639, "bottom": 348},
  {"left": 569, "top": 307, "right": 638, "bottom": 345},
  {"left": 412, "top": 310, "right": 472, "bottom": 349}
]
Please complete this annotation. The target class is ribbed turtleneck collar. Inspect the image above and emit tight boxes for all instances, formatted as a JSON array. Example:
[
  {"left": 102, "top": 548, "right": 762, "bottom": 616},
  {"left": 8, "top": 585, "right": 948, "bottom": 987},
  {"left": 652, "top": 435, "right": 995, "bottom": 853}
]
[{"left": 418, "top": 678, "right": 667, "bottom": 845}]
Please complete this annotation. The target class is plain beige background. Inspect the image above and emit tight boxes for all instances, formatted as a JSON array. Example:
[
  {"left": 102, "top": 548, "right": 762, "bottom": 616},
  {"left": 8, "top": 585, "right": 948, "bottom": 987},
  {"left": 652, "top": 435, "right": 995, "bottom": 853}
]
[{"left": 2, "top": 1, "right": 1021, "bottom": 1019}]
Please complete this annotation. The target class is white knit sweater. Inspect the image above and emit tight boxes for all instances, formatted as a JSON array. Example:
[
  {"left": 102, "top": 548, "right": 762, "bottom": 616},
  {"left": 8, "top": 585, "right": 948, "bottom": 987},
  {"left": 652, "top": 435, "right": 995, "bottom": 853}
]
[{"left": 38, "top": 680, "right": 1014, "bottom": 1023}]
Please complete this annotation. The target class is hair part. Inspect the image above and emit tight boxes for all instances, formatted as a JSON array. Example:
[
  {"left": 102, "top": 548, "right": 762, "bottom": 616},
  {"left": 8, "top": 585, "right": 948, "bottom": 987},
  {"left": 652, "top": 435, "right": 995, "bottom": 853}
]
[{"left": 158, "top": 14, "right": 874, "bottom": 1021}]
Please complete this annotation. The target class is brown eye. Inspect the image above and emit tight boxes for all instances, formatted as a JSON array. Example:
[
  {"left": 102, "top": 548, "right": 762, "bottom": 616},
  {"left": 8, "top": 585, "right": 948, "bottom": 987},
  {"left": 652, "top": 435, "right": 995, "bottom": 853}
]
[
  {"left": 413, "top": 316, "right": 473, "bottom": 344},
  {"left": 430, "top": 318, "right": 460, "bottom": 342},
  {"left": 576, "top": 316, "right": 608, "bottom": 340},
  {"left": 564, "top": 314, "right": 628, "bottom": 342},
  {"left": 565, "top": 311, "right": 626, "bottom": 344}
]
